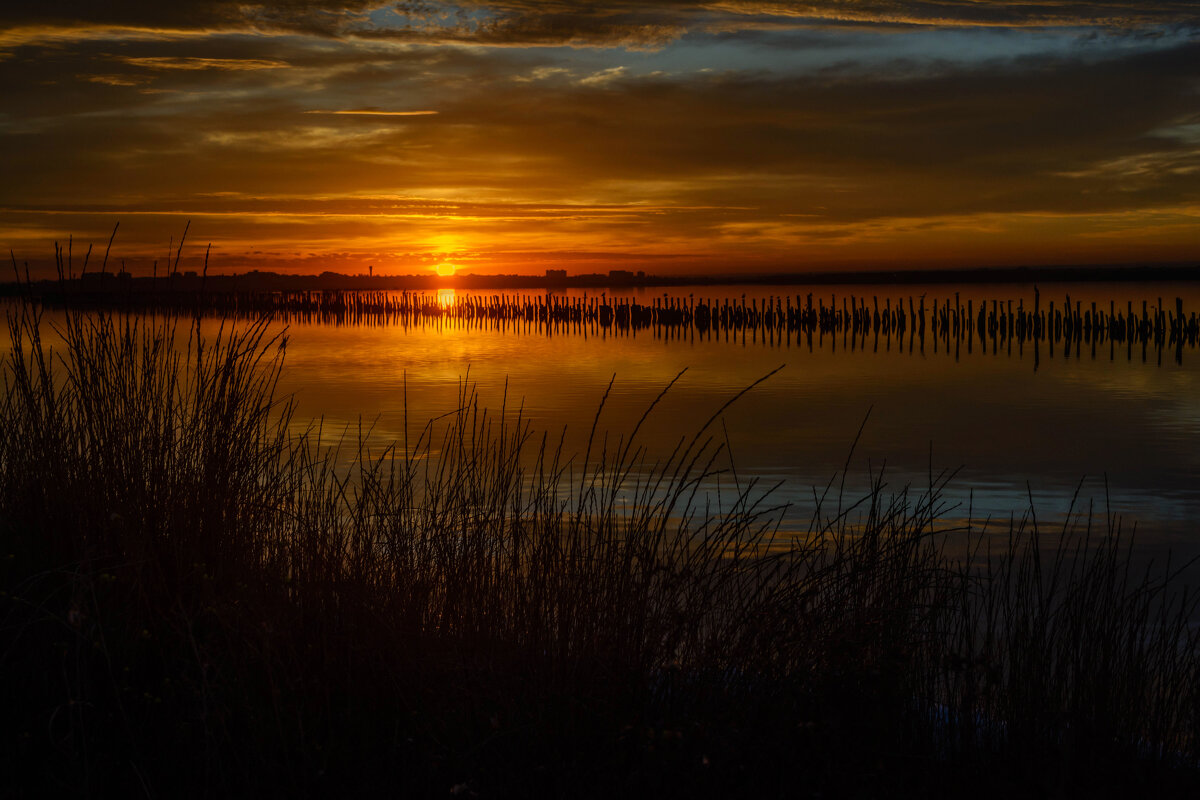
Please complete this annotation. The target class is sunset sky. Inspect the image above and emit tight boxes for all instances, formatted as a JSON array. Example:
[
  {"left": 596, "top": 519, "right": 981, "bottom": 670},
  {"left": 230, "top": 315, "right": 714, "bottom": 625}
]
[{"left": 2, "top": 2, "right": 1198, "bottom": 277}]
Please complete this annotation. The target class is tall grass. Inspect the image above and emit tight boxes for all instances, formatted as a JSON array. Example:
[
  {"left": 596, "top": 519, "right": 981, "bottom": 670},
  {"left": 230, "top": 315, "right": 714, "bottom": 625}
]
[{"left": 2, "top": 303, "right": 1198, "bottom": 797}]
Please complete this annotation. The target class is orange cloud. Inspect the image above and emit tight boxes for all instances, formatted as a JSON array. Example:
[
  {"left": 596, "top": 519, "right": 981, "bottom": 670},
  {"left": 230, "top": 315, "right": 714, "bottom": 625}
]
[{"left": 304, "top": 109, "right": 439, "bottom": 116}]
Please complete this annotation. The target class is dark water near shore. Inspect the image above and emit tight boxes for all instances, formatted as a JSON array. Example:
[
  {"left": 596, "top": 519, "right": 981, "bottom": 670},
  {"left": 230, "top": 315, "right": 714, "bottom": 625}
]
[{"left": 8, "top": 281, "right": 1200, "bottom": 555}]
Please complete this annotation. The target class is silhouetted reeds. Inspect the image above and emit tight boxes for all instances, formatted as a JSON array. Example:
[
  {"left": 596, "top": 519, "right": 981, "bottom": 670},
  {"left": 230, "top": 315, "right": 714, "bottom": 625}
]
[{"left": 2, "top": 302, "right": 1199, "bottom": 797}]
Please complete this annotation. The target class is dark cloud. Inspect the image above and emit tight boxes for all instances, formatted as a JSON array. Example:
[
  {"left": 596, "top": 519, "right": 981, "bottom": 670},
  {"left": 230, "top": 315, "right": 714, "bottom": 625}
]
[
  {"left": 0, "top": 2, "right": 376, "bottom": 37},
  {"left": 3, "top": 2, "right": 1199, "bottom": 48},
  {"left": 382, "top": 2, "right": 1200, "bottom": 47}
]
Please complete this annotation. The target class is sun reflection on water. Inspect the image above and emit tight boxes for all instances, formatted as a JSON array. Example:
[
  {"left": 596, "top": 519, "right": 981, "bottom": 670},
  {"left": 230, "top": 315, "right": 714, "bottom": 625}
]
[{"left": 436, "top": 288, "right": 456, "bottom": 309}]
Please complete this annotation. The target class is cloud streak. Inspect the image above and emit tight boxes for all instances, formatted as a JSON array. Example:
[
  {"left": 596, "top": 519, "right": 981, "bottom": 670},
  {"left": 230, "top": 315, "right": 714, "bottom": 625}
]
[
  {"left": 118, "top": 56, "right": 291, "bottom": 70},
  {"left": 305, "top": 108, "right": 439, "bottom": 115}
]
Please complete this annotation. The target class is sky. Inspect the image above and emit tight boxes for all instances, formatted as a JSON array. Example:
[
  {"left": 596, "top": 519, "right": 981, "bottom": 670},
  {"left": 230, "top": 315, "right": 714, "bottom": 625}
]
[{"left": 1, "top": 1, "right": 1199, "bottom": 277}]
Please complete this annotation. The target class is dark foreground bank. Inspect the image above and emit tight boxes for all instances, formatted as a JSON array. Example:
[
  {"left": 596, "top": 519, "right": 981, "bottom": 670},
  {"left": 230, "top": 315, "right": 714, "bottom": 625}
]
[{"left": 2, "top": 303, "right": 1199, "bottom": 798}]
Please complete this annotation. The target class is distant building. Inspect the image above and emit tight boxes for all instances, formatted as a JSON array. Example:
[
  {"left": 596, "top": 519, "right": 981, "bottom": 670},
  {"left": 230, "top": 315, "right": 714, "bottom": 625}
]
[
  {"left": 608, "top": 269, "right": 634, "bottom": 283},
  {"left": 545, "top": 269, "right": 567, "bottom": 282}
]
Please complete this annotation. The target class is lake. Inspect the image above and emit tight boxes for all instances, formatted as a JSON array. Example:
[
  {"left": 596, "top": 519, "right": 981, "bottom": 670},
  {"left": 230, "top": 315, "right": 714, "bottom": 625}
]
[
  {"left": 172, "top": 280, "right": 1198, "bottom": 562},
  {"left": 7, "top": 280, "right": 1200, "bottom": 555}
]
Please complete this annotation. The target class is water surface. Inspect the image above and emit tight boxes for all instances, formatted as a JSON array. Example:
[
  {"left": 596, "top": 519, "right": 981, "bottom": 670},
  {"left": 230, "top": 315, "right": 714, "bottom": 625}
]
[
  {"left": 6, "top": 282, "right": 1199, "bottom": 556},
  {"left": 258, "top": 282, "right": 1200, "bottom": 556}
]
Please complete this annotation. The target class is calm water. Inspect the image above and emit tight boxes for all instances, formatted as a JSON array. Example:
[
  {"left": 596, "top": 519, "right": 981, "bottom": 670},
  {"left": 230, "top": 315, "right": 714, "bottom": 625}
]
[
  {"left": 8, "top": 282, "right": 1200, "bottom": 555},
  {"left": 259, "top": 282, "right": 1200, "bottom": 551}
]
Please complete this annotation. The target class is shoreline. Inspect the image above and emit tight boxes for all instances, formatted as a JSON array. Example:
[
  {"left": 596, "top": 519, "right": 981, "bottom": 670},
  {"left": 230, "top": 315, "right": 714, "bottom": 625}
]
[{"left": 3, "top": 261, "right": 1199, "bottom": 297}]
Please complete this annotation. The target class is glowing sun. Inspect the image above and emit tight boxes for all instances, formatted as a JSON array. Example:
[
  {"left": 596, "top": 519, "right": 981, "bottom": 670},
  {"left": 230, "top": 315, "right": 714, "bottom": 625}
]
[{"left": 435, "top": 262, "right": 456, "bottom": 277}]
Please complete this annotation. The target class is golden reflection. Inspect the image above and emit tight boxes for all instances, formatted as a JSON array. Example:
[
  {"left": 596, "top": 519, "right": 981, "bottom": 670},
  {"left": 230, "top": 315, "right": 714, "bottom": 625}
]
[{"left": 436, "top": 288, "right": 456, "bottom": 309}]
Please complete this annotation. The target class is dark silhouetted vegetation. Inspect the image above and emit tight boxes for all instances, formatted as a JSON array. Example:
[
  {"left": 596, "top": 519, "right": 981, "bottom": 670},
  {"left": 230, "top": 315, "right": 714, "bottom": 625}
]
[{"left": 2, "top": 302, "right": 1199, "bottom": 797}]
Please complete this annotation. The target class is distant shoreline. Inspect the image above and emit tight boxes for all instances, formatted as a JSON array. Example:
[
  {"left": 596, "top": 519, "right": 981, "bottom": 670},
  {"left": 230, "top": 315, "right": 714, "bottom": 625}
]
[{"left": 3, "top": 261, "right": 1198, "bottom": 296}]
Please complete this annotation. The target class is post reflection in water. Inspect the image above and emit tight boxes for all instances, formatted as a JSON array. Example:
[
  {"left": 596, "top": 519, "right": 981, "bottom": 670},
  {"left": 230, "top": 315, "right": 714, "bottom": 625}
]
[{"left": 45, "top": 281, "right": 1200, "bottom": 369}]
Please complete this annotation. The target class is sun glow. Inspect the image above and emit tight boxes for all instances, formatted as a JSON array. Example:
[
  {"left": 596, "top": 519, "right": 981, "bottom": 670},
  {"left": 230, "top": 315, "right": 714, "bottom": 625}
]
[{"left": 435, "top": 262, "right": 456, "bottom": 277}]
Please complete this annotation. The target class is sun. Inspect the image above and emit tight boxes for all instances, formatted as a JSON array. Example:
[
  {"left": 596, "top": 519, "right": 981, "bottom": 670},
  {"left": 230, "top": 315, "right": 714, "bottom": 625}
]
[{"left": 435, "top": 262, "right": 456, "bottom": 277}]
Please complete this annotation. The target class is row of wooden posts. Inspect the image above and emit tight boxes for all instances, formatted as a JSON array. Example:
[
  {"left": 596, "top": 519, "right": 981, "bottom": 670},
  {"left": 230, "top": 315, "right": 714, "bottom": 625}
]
[{"left": 36, "top": 287, "right": 1200, "bottom": 356}]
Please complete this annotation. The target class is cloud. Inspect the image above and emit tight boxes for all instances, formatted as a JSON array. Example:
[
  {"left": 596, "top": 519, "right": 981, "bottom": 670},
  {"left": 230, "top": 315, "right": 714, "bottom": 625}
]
[
  {"left": 3, "top": 2, "right": 1199, "bottom": 50},
  {"left": 82, "top": 73, "right": 147, "bottom": 86},
  {"left": 708, "top": 1, "right": 1200, "bottom": 29},
  {"left": 305, "top": 108, "right": 439, "bottom": 115},
  {"left": 0, "top": 2, "right": 376, "bottom": 39},
  {"left": 577, "top": 66, "right": 627, "bottom": 86},
  {"left": 118, "top": 56, "right": 291, "bottom": 70}
]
